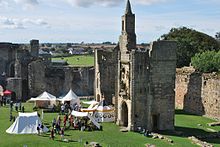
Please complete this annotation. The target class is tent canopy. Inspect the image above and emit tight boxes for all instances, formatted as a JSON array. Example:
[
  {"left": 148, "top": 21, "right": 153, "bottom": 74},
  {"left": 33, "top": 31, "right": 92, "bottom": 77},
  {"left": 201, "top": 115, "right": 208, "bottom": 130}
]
[
  {"left": 93, "top": 99, "right": 115, "bottom": 122},
  {"left": 96, "top": 99, "right": 114, "bottom": 112},
  {"left": 71, "top": 110, "right": 89, "bottom": 117},
  {"left": 29, "top": 91, "right": 56, "bottom": 101},
  {"left": 58, "top": 89, "right": 80, "bottom": 105},
  {"left": 82, "top": 100, "right": 98, "bottom": 105},
  {"left": 6, "top": 112, "right": 49, "bottom": 134},
  {"left": 3, "top": 90, "right": 12, "bottom": 96}
]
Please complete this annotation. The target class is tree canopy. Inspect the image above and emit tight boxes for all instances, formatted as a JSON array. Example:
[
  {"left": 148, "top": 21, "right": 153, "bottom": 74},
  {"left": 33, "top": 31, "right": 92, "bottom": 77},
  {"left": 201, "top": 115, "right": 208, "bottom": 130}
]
[
  {"left": 191, "top": 50, "right": 220, "bottom": 73},
  {"left": 160, "top": 27, "right": 220, "bottom": 67}
]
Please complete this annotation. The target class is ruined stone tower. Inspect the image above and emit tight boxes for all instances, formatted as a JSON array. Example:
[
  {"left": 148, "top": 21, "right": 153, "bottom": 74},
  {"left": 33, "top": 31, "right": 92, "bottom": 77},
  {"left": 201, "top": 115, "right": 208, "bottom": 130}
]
[
  {"left": 95, "top": 0, "right": 177, "bottom": 131},
  {"left": 30, "top": 39, "right": 39, "bottom": 58}
]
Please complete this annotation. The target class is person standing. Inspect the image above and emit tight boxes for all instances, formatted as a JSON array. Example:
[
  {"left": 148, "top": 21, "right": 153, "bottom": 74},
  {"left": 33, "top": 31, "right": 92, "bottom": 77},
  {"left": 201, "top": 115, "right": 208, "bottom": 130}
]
[
  {"left": 22, "top": 106, "right": 25, "bottom": 113},
  {"left": 60, "top": 128, "right": 64, "bottom": 141},
  {"left": 40, "top": 124, "right": 44, "bottom": 134},
  {"left": 37, "top": 124, "right": 40, "bottom": 135},
  {"left": 61, "top": 105, "right": 65, "bottom": 115},
  {"left": 50, "top": 128, "right": 55, "bottom": 140}
]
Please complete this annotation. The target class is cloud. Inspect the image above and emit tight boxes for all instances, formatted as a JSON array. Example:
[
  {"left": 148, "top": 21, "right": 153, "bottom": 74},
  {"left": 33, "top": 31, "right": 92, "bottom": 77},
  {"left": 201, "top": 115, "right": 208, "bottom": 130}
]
[
  {"left": 22, "top": 18, "right": 49, "bottom": 26},
  {"left": 0, "top": 0, "right": 9, "bottom": 8},
  {"left": 0, "top": 17, "right": 49, "bottom": 29},
  {"left": 14, "top": 0, "right": 39, "bottom": 10},
  {"left": 14, "top": 0, "right": 39, "bottom": 5},
  {"left": 0, "top": 17, "right": 25, "bottom": 29},
  {"left": 64, "top": 0, "right": 171, "bottom": 7},
  {"left": 135, "top": 0, "right": 170, "bottom": 5},
  {"left": 65, "top": 0, "right": 124, "bottom": 7}
]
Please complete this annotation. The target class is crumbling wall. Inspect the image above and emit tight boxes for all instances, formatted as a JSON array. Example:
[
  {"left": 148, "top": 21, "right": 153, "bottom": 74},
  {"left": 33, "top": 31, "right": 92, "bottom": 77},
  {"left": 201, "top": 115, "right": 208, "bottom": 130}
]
[
  {"left": 149, "top": 41, "right": 177, "bottom": 131},
  {"left": 175, "top": 67, "right": 220, "bottom": 120},
  {"left": 95, "top": 48, "right": 118, "bottom": 104},
  {"left": 28, "top": 61, "right": 94, "bottom": 98}
]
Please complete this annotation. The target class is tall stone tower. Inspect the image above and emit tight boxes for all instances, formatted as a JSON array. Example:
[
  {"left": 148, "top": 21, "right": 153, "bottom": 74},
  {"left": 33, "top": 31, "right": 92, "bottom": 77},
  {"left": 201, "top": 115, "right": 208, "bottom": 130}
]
[
  {"left": 95, "top": 0, "right": 176, "bottom": 132},
  {"left": 119, "top": 0, "right": 136, "bottom": 59}
]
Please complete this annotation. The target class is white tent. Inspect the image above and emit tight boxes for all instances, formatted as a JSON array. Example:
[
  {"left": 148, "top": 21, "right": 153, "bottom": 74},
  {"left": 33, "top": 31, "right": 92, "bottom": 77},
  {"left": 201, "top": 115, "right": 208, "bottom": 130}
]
[
  {"left": 6, "top": 112, "right": 49, "bottom": 134},
  {"left": 29, "top": 91, "right": 57, "bottom": 108},
  {"left": 82, "top": 100, "right": 98, "bottom": 105},
  {"left": 80, "top": 102, "right": 99, "bottom": 112},
  {"left": 93, "top": 100, "right": 115, "bottom": 123},
  {"left": 59, "top": 89, "right": 80, "bottom": 106}
]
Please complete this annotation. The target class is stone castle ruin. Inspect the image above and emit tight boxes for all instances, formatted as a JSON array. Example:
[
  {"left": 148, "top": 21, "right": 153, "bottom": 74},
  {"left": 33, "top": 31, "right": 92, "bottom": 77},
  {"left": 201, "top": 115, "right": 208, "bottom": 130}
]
[
  {"left": 0, "top": 40, "right": 94, "bottom": 101},
  {"left": 2, "top": 0, "right": 219, "bottom": 133},
  {"left": 95, "top": 0, "right": 177, "bottom": 131}
]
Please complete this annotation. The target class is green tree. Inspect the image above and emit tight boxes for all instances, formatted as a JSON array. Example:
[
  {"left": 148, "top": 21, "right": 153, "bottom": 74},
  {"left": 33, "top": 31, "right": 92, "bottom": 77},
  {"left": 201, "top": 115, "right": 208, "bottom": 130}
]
[
  {"left": 161, "top": 27, "right": 220, "bottom": 67},
  {"left": 215, "top": 32, "right": 220, "bottom": 40},
  {"left": 191, "top": 50, "right": 220, "bottom": 73}
]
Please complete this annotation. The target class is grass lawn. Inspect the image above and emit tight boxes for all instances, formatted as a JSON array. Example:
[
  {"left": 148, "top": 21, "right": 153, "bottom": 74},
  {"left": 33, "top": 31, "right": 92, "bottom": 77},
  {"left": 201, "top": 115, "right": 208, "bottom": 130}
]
[
  {"left": 52, "top": 55, "right": 94, "bottom": 67},
  {"left": 0, "top": 104, "right": 219, "bottom": 147}
]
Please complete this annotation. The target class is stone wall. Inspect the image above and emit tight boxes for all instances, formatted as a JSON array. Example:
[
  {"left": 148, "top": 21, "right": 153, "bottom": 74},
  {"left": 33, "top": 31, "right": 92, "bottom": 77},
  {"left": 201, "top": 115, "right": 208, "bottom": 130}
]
[
  {"left": 95, "top": 48, "right": 118, "bottom": 104},
  {"left": 6, "top": 78, "right": 22, "bottom": 100},
  {"left": 175, "top": 67, "right": 220, "bottom": 120},
  {"left": 149, "top": 41, "right": 177, "bottom": 131},
  {"left": 28, "top": 60, "right": 94, "bottom": 98}
]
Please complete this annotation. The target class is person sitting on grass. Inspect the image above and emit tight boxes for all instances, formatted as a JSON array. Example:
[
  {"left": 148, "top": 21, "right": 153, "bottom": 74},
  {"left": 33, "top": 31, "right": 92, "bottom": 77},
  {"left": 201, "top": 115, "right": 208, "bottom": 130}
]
[{"left": 50, "top": 128, "right": 55, "bottom": 140}]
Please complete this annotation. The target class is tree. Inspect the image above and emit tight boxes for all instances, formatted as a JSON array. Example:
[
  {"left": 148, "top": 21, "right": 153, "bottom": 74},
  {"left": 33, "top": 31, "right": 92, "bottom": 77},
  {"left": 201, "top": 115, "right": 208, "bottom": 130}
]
[
  {"left": 191, "top": 50, "right": 220, "bottom": 73},
  {"left": 215, "top": 32, "right": 220, "bottom": 40},
  {"left": 160, "top": 27, "right": 220, "bottom": 67}
]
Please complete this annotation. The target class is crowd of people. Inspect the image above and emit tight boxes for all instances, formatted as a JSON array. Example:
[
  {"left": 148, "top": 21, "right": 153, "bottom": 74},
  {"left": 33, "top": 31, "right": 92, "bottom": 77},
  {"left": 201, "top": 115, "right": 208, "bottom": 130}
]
[{"left": 48, "top": 103, "right": 98, "bottom": 141}]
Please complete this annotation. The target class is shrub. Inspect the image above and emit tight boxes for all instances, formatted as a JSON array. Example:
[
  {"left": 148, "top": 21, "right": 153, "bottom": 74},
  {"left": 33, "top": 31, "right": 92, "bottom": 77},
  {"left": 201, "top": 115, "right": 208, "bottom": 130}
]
[{"left": 191, "top": 50, "right": 220, "bottom": 73}]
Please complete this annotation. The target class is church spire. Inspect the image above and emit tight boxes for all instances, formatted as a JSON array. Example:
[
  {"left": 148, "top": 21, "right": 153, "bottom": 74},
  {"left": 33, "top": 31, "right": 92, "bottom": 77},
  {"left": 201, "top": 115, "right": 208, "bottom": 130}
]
[{"left": 125, "top": 0, "right": 132, "bottom": 15}]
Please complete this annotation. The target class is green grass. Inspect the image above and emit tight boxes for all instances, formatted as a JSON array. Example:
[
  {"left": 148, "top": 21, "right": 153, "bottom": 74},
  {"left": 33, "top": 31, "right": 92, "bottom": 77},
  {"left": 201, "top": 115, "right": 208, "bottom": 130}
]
[
  {"left": 0, "top": 104, "right": 219, "bottom": 147},
  {"left": 52, "top": 55, "right": 94, "bottom": 66}
]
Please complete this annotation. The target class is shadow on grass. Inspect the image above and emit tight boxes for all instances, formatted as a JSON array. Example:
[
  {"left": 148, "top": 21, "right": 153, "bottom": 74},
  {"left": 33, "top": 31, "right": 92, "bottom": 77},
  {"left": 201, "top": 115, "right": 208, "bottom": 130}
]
[
  {"left": 203, "top": 138, "right": 220, "bottom": 144},
  {"left": 175, "top": 109, "right": 201, "bottom": 116},
  {"left": 159, "top": 126, "right": 220, "bottom": 145}
]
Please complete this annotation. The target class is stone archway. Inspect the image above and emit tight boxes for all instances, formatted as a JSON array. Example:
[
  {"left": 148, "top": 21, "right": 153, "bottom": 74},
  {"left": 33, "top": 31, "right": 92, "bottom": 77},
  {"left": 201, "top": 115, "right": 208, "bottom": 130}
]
[
  {"left": 121, "top": 101, "right": 128, "bottom": 127},
  {"left": 7, "top": 61, "right": 15, "bottom": 77}
]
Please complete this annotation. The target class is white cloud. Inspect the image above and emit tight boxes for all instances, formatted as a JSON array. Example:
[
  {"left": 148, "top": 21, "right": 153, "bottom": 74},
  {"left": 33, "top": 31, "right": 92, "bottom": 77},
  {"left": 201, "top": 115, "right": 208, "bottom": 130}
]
[
  {"left": 0, "top": 17, "right": 25, "bottom": 29},
  {"left": 0, "top": 0, "right": 9, "bottom": 8},
  {"left": 0, "top": 17, "right": 49, "bottom": 29},
  {"left": 65, "top": 0, "right": 123, "bottom": 7},
  {"left": 22, "top": 18, "right": 49, "bottom": 26},
  {"left": 135, "top": 0, "right": 170, "bottom": 5},
  {"left": 14, "top": 0, "right": 39, "bottom": 10},
  {"left": 64, "top": 0, "right": 171, "bottom": 7},
  {"left": 14, "top": 0, "right": 38, "bottom": 5}
]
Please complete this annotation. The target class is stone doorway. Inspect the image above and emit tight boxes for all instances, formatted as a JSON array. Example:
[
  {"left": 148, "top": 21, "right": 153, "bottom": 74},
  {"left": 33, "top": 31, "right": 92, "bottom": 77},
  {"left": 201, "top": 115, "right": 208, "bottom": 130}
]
[
  {"left": 121, "top": 102, "right": 128, "bottom": 127},
  {"left": 152, "top": 114, "right": 159, "bottom": 131},
  {"left": 9, "top": 63, "right": 15, "bottom": 77}
]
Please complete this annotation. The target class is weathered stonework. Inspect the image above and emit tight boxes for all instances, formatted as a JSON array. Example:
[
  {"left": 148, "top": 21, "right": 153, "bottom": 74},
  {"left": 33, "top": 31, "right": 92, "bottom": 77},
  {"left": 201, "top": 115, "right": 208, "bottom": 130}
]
[
  {"left": 175, "top": 67, "right": 220, "bottom": 120},
  {"left": 28, "top": 59, "right": 94, "bottom": 98},
  {"left": 95, "top": 0, "right": 177, "bottom": 131},
  {"left": 0, "top": 40, "right": 94, "bottom": 101}
]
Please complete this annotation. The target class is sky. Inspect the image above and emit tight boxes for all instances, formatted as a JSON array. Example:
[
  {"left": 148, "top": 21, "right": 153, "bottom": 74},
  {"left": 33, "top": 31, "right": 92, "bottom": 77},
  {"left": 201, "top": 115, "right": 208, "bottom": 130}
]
[{"left": 0, "top": 0, "right": 220, "bottom": 43}]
